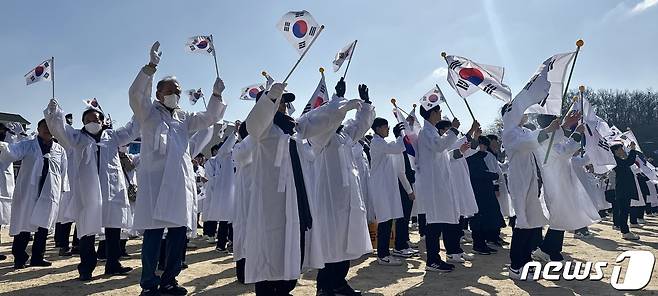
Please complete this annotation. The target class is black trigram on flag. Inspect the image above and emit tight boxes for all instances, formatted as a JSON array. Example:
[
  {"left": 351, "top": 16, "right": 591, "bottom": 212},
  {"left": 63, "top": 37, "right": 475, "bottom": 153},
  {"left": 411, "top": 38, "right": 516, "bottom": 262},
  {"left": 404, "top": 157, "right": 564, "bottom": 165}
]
[
  {"left": 502, "top": 103, "right": 513, "bottom": 115},
  {"left": 598, "top": 139, "right": 610, "bottom": 151},
  {"left": 483, "top": 83, "right": 497, "bottom": 94},
  {"left": 548, "top": 58, "right": 555, "bottom": 71},
  {"left": 449, "top": 60, "right": 462, "bottom": 70},
  {"left": 295, "top": 11, "right": 305, "bottom": 17},
  {"left": 309, "top": 26, "right": 317, "bottom": 36},
  {"left": 283, "top": 22, "right": 290, "bottom": 32},
  {"left": 298, "top": 41, "right": 306, "bottom": 50},
  {"left": 456, "top": 79, "right": 469, "bottom": 91}
]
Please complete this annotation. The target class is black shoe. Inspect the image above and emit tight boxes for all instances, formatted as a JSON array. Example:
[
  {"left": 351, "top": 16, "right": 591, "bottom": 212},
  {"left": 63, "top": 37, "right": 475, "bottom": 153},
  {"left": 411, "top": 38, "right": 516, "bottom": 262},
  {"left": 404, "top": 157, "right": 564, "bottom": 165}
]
[
  {"left": 159, "top": 282, "right": 188, "bottom": 295},
  {"left": 71, "top": 246, "right": 80, "bottom": 255},
  {"left": 13, "top": 263, "right": 28, "bottom": 270},
  {"left": 29, "top": 260, "right": 52, "bottom": 267},
  {"left": 59, "top": 248, "right": 73, "bottom": 257},
  {"left": 105, "top": 265, "right": 133, "bottom": 275},
  {"left": 79, "top": 273, "right": 92, "bottom": 281},
  {"left": 0, "top": 254, "right": 7, "bottom": 261},
  {"left": 485, "top": 246, "right": 498, "bottom": 254},
  {"left": 120, "top": 252, "right": 130, "bottom": 259},
  {"left": 317, "top": 289, "right": 336, "bottom": 296},
  {"left": 473, "top": 247, "right": 492, "bottom": 255},
  {"left": 140, "top": 288, "right": 161, "bottom": 296},
  {"left": 333, "top": 283, "right": 362, "bottom": 296},
  {"left": 181, "top": 262, "right": 188, "bottom": 269}
]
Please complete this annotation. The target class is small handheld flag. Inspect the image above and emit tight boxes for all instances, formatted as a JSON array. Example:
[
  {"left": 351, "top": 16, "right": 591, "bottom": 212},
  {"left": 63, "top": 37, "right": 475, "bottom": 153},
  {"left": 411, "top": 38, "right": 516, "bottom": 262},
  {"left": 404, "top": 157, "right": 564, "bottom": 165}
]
[
  {"left": 303, "top": 67, "right": 329, "bottom": 114},
  {"left": 185, "top": 36, "right": 214, "bottom": 55},
  {"left": 332, "top": 40, "right": 358, "bottom": 75},
  {"left": 187, "top": 89, "right": 205, "bottom": 106},
  {"left": 443, "top": 53, "right": 511, "bottom": 102},
  {"left": 240, "top": 83, "right": 267, "bottom": 101},
  {"left": 277, "top": 10, "right": 321, "bottom": 55}
]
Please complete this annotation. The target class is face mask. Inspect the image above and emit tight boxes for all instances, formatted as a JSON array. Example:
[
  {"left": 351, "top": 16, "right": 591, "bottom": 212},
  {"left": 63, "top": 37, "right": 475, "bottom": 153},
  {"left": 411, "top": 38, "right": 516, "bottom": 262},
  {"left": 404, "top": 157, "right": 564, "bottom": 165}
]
[
  {"left": 163, "top": 94, "right": 180, "bottom": 109},
  {"left": 84, "top": 122, "right": 102, "bottom": 134}
]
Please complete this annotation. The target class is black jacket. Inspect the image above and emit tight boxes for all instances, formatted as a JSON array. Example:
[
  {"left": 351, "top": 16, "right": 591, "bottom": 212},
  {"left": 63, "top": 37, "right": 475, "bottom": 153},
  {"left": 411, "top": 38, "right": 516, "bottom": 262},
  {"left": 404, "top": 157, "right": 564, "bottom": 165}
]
[{"left": 613, "top": 150, "right": 639, "bottom": 201}]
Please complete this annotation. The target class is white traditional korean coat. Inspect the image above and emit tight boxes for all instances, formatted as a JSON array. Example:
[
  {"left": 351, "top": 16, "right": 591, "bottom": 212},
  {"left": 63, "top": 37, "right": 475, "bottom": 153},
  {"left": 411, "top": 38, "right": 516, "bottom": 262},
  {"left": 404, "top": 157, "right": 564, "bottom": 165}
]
[
  {"left": 368, "top": 134, "right": 408, "bottom": 223},
  {"left": 204, "top": 133, "right": 237, "bottom": 222}
]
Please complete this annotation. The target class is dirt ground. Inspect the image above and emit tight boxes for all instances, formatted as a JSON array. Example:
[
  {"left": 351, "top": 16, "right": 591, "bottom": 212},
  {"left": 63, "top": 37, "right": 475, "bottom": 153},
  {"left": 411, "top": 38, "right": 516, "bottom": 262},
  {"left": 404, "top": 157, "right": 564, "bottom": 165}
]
[{"left": 0, "top": 215, "right": 657, "bottom": 296}]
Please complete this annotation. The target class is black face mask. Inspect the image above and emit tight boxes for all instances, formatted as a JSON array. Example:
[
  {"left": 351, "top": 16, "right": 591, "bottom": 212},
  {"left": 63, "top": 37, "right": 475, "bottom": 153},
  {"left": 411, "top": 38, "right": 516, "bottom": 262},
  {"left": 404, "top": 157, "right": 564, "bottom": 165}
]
[{"left": 273, "top": 112, "right": 296, "bottom": 135}]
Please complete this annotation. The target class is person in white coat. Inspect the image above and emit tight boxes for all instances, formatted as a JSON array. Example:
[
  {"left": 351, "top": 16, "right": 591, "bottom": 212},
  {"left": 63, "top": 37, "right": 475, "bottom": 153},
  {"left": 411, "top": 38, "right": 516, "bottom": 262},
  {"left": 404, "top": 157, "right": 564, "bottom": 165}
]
[
  {"left": 129, "top": 42, "right": 227, "bottom": 296},
  {"left": 0, "top": 119, "right": 68, "bottom": 269},
  {"left": 352, "top": 138, "right": 374, "bottom": 223},
  {"left": 485, "top": 134, "right": 516, "bottom": 242},
  {"left": 501, "top": 105, "right": 576, "bottom": 279},
  {"left": 53, "top": 114, "right": 78, "bottom": 257},
  {"left": 205, "top": 131, "right": 237, "bottom": 252},
  {"left": 45, "top": 99, "right": 139, "bottom": 280},
  {"left": 0, "top": 123, "right": 20, "bottom": 261},
  {"left": 414, "top": 98, "right": 470, "bottom": 273},
  {"left": 310, "top": 80, "right": 374, "bottom": 296},
  {"left": 531, "top": 117, "right": 600, "bottom": 263},
  {"left": 368, "top": 118, "right": 415, "bottom": 266}
]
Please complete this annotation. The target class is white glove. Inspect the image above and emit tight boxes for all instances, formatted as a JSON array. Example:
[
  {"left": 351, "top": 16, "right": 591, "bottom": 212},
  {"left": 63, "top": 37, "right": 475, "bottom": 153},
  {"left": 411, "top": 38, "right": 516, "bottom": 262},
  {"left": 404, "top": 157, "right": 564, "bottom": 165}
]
[
  {"left": 268, "top": 83, "right": 286, "bottom": 101},
  {"left": 47, "top": 99, "right": 59, "bottom": 113},
  {"left": 150, "top": 41, "right": 161, "bottom": 65},
  {"left": 0, "top": 142, "right": 8, "bottom": 153},
  {"left": 340, "top": 99, "right": 362, "bottom": 113},
  {"left": 213, "top": 77, "right": 225, "bottom": 96}
]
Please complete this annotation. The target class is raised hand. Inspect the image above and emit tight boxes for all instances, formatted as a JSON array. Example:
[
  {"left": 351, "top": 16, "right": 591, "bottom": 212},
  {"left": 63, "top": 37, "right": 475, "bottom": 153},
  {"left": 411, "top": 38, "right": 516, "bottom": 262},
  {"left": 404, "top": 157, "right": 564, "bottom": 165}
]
[
  {"left": 269, "top": 83, "right": 287, "bottom": 101},
  {"left": 358, "top": 84, "right": 370, "bottom": 103},
  {"left": 452, "top": 118, "right": 461, "bottom": 129},
  {"left": 150, "top": 41, "right": 161, "bottom": 66},
  {"left": 335, "top": 77, "right": 346, "bottom": 97},
  {"left": 459, "top": 141, "right": 470, "bottom": 153},
  {"left": 546, "top": 118, "right": 561, "bottom": 132},
  {"left": 213, "top": 77, "right": 225, "bottom": 97},
  {"left": 562, "top": 111, "right": 581, "bottom": 129}
]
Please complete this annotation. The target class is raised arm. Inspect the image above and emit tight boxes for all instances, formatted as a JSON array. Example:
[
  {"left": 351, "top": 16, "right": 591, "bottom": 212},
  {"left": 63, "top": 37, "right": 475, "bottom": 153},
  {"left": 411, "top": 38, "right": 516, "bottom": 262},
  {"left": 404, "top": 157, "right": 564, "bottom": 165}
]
[
  {"left": 187, "top": 78, "right": 227, "bottom": 133},
  {"left": 218, "top": 132, "right": 237, "bottom": 156},
  {"left": 342, "top": 103, "right": 375, "bottom": 143},
  {"left": 43, "top": 99, "right": 82, "bottom": 149},
  {"left": 370, "top": 136, "right": 405, "bottom": 155},
  {"left": 245, "top": 83, "right": 285, "bottom": 140},
  {"left": 111, "top": 116, "right": 141, "bottom": 147},
  {"left": 129, "top": 42, "right": 159, "bottom": 123},
  {"left": 0, "top": 140, "right": 31, "bottom": 163}
]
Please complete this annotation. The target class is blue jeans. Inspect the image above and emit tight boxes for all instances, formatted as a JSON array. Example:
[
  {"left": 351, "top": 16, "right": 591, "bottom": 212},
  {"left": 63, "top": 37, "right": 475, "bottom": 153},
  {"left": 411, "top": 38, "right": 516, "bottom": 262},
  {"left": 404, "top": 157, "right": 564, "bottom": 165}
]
[{"left": 140, "top": 226, "right": 187, "bottom": 290}]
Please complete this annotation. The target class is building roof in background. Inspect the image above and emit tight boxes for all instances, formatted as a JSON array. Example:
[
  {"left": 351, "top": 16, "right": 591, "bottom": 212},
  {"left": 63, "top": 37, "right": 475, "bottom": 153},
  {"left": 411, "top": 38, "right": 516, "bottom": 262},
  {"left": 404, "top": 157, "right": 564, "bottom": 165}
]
[{"left": 0, "top": 112, "right": 30, "bottom": 125}]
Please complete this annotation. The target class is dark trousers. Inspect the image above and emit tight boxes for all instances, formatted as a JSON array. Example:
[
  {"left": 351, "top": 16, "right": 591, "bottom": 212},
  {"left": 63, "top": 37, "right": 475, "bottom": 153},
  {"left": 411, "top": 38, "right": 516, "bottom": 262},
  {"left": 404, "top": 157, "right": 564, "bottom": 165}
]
[
  {"left": 72, "top": 227, "right": 79, "bottom": 248},
  {"left": 630, "top": 206, "right": 645, "bottom": 224},
  {"left": 140, "top": 227, "right": 187, "bottom": 290},
  {"left": 217, "top": 221, "right": 232, "bottom": 249},
  {"left": 469, "top": 217, "right": 487, "bottom": 250},
  {"left": 236, "top": 258, "right": 246, "bottom": 284},
  {"left": 418, "top": 214, "right": 427, "bottom": 237},
  {"left": 255, "top": 280, "right": 297, "bottom": 296},
  {"left": 397, "top": 183, "right": 414, "bottom": 248},
  {"left": 54, "top": 222, "right": 73, "bottom": 249},
  {"left": 203, "top": 221, "right": 218, "bottom": 237},
  {"left": 442, "top": 223, "right": 462, "bottom": 255},
  {"left": 538, "top": 228, "right": 565, "bottom": 261},
  {"left": 317, "top": 260, "right": 350, "bottom": 291},
  {"left": 616, "top": 197, "right": 631, "bottom": 233},
  {"left": 103, "top": 227, "right": 123, "bottom": 270},
  {"left": 78, "top": 234, "right": 97, "bottom": 276},
  {"left": 508, "top": 216, "right": 517, "bottom": 229},
  {"left": 509, "top": 227, "right": 542, "bottom": 270},
  {"left": 12, "top": 227, "right": 48, "bottom": 266},
  {"left": 376, "top": 219, "right": 393, "bottom": 258},
  {"left": 425, "top": 223, "right": 443, "bottom": 265},
  {"left": 424, "top": 223, "right": 462, "bottom": 264}
]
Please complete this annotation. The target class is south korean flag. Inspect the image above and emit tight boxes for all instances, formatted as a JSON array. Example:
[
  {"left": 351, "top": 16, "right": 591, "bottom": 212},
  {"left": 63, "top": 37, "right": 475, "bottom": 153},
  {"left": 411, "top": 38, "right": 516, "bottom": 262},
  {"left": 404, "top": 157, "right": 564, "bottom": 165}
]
[
  {"left": 25, "top": 59, "right": 53, "bottom": 85},
  {"left": 277, "top": 10, "right": 320, "bottom": 54},
  {"left": 185, "top": 35, "right": 214, "bottom": 55},
  {"left": 445, "top": 55, "right": 511, "bottom": 102}
]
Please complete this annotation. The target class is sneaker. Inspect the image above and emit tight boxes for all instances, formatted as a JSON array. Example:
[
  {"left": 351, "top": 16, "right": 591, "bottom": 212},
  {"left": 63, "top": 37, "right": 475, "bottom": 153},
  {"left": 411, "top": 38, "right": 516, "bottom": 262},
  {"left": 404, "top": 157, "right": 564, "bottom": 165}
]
[
  {"left": 485, "top": 246, "right": 498, "bottom": 254},
  {"left": 531, "top": 248, "right": 551, "bottom": 262},
  {"left": 407, "top": 241, "right": 419, "bottom": 249},
  {"left": 13, "top": 263, "right": 28, "bottom": 270},
  {"left": 472, "top": 247, "right": 491, "bottom": 255},
  {"left": 227, "top": 242, "right": 234, "bottom": 254},
  {"left": 105, "top": 265, "right": 133, "bottom": 275},
  {"left": 59, "top": 247, "right": 72, "bottom": 257},
  {"left": 140, "top": 288, "right": 161, "bottom": 296},
  {"left": 29, "top": 260, "right": 52, "bottom": 267},
  {"left": 612, "top": 226, "right": 620, "bottom": 231},
  {"left": 181, "top": 262, "right": 188, "bottom": 270},
  {"left": 575, "top": 232, "right": 593, "bottom": 239},
  {"left": 392, "top": 248, "right": 414, "bottom": 258},
  {"left": 637, "top": 218, "right": 646, "bottom": 224},
  {"left": 71, "top": 246, "right": 80, "bottom": 255},
  {"left": 508, "top": 267, "right": 522, "bottom": 280},
  {"left": 159, "top": 282, "right": 188, "bottom": 295},
  {"left": 186, "top": 241, "right": 199, "bottom": 249},
  {"left": 79, "top": 273, "right": 93, "bottom": 281},
  {"left": 623, "top": 232, "right": 640, "bottom": 240},
  {"left": 377, "top": 256, "right": 403, "bottom": 266},
  {"left": 630, "top": 223, "right": 643, "bottom": 229},
  {"left": 214, "top": 247, "right": 226, "bottom": 253},
  {"left": 426, "top": 262, "right": 454, "bottom": 272},
  {"left": 446, "top": 254, "right": 465, "bottom": 263},
  {"left": 460, "top": 253, "right": 475, "bottom": 261},
  {"left": 206, "top": 237, "right": 217, "bottom": 244},
  {"left": 333, "top": 283, "right": 362, "bottom": 296}
]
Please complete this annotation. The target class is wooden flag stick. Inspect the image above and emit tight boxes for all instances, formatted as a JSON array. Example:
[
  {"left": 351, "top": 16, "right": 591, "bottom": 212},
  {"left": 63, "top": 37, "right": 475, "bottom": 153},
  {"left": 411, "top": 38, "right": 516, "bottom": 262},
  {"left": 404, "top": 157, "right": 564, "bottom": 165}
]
[
  {"left": 209, "top": 34, "right": 220, "bottom": 78},
  {"left": 441, "top": 52, "right": 475, "bottom": 122},
  {"left": 390, "top": 98, "right": 412, "bottom": 117},
  {"left": 283, "top": 25, "right": 325, "bottom": 83},
  {"left": 436, "top": 83, "right": 456, "bottom": 118},
  {"left": 543, "top": 39, "right": 584, "bottom": 164},
  {"left": 343, "top": 40, "right": 358, "bottom": 79},
  {"left": 51, "top": 56, "right": 55, "bottom": 100}
]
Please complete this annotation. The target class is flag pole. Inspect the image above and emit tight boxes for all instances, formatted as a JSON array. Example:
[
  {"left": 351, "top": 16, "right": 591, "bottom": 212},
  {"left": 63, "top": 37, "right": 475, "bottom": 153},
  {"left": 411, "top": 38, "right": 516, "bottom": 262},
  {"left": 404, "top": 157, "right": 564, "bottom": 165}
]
[
  {"left": 342, "top": 40, "right": 358, "bottom": 79},
  {"left": 51, "top": 56, "right": 55, "bottom": 100},
  {"left": 579, "top": 85, "right": 585, "bottom": 151},
  {"left": 436, "top": 83, "right": 457, "bottom": 118},
  {"left": 543, "top": 39, "right": 584, "bottom": 164},
  {"left": 441, "top": 52, "right": 476, "bottom": 122},
  {"left": 390, "top": 98, "right": 412, "bottom": 117},
  {"left": 283, "top": 25, "right": 325, "bottom": 83},
  {"left": 209, "top": 34, "right": 220, "bottom": 78}
]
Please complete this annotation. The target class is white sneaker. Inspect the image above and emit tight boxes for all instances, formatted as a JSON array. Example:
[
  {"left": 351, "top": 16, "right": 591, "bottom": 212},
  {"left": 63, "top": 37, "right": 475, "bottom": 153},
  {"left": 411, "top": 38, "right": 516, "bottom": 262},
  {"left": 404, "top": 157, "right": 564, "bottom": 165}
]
[
  {"left": 406, "top": 248, "right": 420, "bottom": 254},
  {"left": 460, "top": 253, "right": 475, "bottom": 261},
  {"left": 508, "top": 267, "right": 522, "bottom": 280},
  {"left": 531, "top": 248, "right": 551, "bottom": 262},
  {"left": 206, "top": 237, "right": 217, "bottom": 244},
  {"left": 392, "top": 248, "right": 414, "bottom": 258},
  {"left": 574, "top": 232, "right": 593, "bottom": 239},
  {"left": 377, "top": 256, "right": 403, "bottom": 266},
  {"left": 623, "top": 232, "right": 640, "bottom": 240},
  {"left": 637, "top": 218, "right": 646, "bottom": 224},
  {"left": 446, "top": 254, "right": 465, "bottom": 263},
  {"left": 461, "top": 236, "right": 473, "bottom": 243},
  {"left": 630, "top": 223, "right": 643, "bottom": 229}
]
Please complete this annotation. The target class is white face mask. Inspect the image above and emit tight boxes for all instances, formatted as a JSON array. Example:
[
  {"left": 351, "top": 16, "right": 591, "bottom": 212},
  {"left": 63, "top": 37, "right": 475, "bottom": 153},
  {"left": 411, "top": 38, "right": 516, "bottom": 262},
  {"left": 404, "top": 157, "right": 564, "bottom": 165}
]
[
  {"left": 163, "top": 94, "right": 180, "bottom": 109},
  {"left": 84, "top": 122, "right": 102, "bottom": 134}
]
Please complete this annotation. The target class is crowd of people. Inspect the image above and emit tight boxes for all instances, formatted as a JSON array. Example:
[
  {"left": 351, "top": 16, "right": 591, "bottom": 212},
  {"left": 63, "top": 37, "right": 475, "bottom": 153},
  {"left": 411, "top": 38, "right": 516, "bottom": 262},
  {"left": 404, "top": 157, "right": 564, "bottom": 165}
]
[{"left": 0, "top": 41, "right": 657, "bottom": 296}]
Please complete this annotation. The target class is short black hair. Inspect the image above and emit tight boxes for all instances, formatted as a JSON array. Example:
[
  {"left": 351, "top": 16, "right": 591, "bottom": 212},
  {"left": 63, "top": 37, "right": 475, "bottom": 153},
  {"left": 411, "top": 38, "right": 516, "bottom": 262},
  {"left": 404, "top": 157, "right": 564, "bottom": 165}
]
[
  {"left": 610, "top": 144, "right": 623, "bottom": 153},
  {"left": 486, "top": 134, "right": 499, "bottom": 142},
  {"left": 435, "top": 120, "right": 452, "bottom": 131},
  {"left": 38, "top": 118, "right": 47, "bottom": 129},
  {"left": 195, "top": 153, "right": 205, "bottom": 159},
  {"left": 365, "top": 134, "right": 373, "bottom": 141},
  {"left": 478, "top": 136, "right": 491, "bottom": 147},
  {"left": 211, "top": 144, "right": 220, "bottom": 152},
  {"left": 371, "top": 117, "right": 388, "bottom": 131},
  {"left": 419, "top": 105, "right": 441, "bottom": 121},
  {"left": 393, "top": 123, "right": 403, "bottom": 138},
  {"left": 238, "top": 121, "right": 249, "bottom": 139},
  {"left": 65, "top": 113, "right": 73, "bottom": 119},
  {"left": 82, "top": 109, "right": 105, "bottom": 124},
  {"left": 536, "top": 114, "right": 557, "bottom": 129}
]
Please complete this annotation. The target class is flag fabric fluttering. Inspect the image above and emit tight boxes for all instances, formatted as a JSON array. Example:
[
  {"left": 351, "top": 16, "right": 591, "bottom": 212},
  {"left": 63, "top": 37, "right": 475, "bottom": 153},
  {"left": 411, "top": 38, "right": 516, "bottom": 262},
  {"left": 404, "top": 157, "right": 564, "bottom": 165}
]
[
  {"left": 239, "top": 83, "right": 267, "bottom": 101},
  {"left": 419, "top": 86, "right": 446, "bottom": 111},
  {"left": 505, "top": 52, "right": 576, "bottom": 127},
  {"left": 276, "top": 10, "right": 321, "bottom": 54},
  {"left": 445, "top": 55, "right": 512, "bottom": 103},
  {"left": 187, "top": 89, "right": 204, "bottom": 105},
  {"left": 83, "top": 98, "right": 103, "bottom": 112},
  {"left": 25, "top": 59, "right": 53, "bottom": 85},
  {"left": 582, "top": 121, "right": 616, "bottom": 174},
  {"left": 185, "top": 35, "right": 215, "bottom": 55},
  {"left": 303, "top": 73, "right": 329, "bottom": 114},
  {"left": 332, "top": 40, "right": 357, "bottom": 72}
]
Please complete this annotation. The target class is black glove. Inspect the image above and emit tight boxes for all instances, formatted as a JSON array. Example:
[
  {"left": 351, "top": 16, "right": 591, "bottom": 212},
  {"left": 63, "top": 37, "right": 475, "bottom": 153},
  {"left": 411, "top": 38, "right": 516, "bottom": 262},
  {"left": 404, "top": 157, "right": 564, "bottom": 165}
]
[
  {"left": 335, "top": 77, "right": 346, "bottom": 97},
  {"left": 395, "top": 122, "right": 405, "bottom": 131},
  {"left": 358, "top": 84, "right": 370, "bottom": 103}
]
